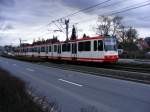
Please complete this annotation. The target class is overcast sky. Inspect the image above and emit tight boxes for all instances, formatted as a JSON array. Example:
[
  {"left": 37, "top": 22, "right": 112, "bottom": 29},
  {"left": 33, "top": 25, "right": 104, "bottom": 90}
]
[{"left": 0, "top": 0, "right": 150, "bottom": 46}]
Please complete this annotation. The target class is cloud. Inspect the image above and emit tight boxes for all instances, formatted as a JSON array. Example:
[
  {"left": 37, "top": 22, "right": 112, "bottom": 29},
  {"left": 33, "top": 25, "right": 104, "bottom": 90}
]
[
  {"left": 0, "top": 0, "right": 150, "bottom": 45},
  {"left": 0, "top": 0, "right": 15, "bottom": 6},
  {"left": 60, "top": 0, "right": 150, "bottom": 28},
  {"left": 60, "top": 0, "right": 98, "bottom": 9},
  {"left": 2, "top": 24, "right": 14, "bottom": 30}
]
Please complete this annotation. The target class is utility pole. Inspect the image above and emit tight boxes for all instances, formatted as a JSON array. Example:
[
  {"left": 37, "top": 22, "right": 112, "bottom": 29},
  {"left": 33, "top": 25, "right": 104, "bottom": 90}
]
[
  {"left": 19, "top": 38, "right": 27, "bottom": 47},
  {"left": 65, "top": 19, "right": 69, "bottom": 41},
  {"left": 19, "top": 38, "right": 22, "bottom": 47}
]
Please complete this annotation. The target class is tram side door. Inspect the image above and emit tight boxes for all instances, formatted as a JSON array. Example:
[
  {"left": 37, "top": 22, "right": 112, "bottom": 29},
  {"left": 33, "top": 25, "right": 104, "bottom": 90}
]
[{"left": 71, "top": 43, "right": 77, "bottom": 60}]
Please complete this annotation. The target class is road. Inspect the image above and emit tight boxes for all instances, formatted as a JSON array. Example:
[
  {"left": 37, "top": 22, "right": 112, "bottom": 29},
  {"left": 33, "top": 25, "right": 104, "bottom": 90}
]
[{"left": 0, "top": 57, "right": 150, "bottom": 112}]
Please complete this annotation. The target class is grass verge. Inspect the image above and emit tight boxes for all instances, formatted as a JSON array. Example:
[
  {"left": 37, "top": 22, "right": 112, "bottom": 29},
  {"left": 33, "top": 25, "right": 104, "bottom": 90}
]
[{"left": 0, "top": 68, "right": 61, "bottom": 112}]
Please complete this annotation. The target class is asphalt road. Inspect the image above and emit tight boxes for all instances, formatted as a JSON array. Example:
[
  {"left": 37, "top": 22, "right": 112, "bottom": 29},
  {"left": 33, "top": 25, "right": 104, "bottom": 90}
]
[{"left": 0, "top": 57, "right": 150, "bottom": 112}]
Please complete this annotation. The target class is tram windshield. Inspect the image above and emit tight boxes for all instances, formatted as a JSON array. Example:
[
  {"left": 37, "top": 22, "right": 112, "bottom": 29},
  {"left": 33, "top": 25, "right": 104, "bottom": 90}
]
[{"left": 104, "top": 36, "right": 117, "bottom": 51}]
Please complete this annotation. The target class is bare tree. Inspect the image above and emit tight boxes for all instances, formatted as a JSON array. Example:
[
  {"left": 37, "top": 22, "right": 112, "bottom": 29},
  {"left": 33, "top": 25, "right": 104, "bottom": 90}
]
[
  {"left": 112, "top": 16, "right": 123, "bottom": 36},
  {"left": 118, "top": 25, "right": 127, "bottom": 42},
  {"left": 96, "top": 15, "right": 123, "bottom": 36},
  {"left": 97, "top": 15, "right": 111, "bottom": 35}
]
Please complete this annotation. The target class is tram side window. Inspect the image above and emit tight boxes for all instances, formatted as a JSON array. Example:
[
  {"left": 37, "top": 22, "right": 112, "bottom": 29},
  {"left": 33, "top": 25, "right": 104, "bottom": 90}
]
[
  {"left": 78, "top": 41, "right": 91, "bottom": 51},
  {"left": 46, "top": 46, "right": 48, "bottom": 53},
  {"left": 62, "top": 44, "right": 66, "bottom": 52},
  {"left": 67, "top": 43, "right": 70, "bottom": 51},
  {"left": 78, "top": 42, "right": 83, "bottom": 51},
  {"left": 31, "top": 48, "right": 33, "bottom": 52},
  {"left": 54, "top": 45, "right": 57, "bottom": 52},
  {"left": 49, "top": 46, "right": 51, "bottom": 52},
  {"left": 41, "top": 47, "right": 45, "bottom": 52},
  {"left": 29, "top": 48, "right": 32, "bottom": 52},
  {"left": 94, "top": 41, "right": 97, "bottom": 51},
  {"left": 34, "top": 47, "right": 37, "bottom": 52},
  {"left": 85, "top": 41, "right": 91, "bottom": 51},
  {"left": 32, "top": 48, "right": 35, "bottom": 52},
  {"left": 98, "top": 40, "right": 103, "bottom": 51},
  {"left": 28, "top": 48, "right": 29, "bottom": 52},
  {"left": 38, "top": 47, "right": 40, "bottom": 53},
  {"left": 62, "top": 43, "right": 70, "bottom": 52},
  {"left": 26, "top": 48, "right": 28, "bottom": 52}
]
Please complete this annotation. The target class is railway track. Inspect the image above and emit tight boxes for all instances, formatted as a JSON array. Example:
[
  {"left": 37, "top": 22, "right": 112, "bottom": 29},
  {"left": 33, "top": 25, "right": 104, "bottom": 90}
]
[
  {"left": 2, "top": 55, "right": 150, "bottom": 84},
  {"left": 49, "top": 61, "right": 150, "bottom": 74},
  {"left": 97, "top": 64, "right": 150, "bottom": 74}
]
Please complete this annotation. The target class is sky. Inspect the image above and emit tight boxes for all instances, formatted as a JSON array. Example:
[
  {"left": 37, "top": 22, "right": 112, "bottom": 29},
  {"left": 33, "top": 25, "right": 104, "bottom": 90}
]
[{"left": 0, "top": 0, "right": 150, "bottom": 46}]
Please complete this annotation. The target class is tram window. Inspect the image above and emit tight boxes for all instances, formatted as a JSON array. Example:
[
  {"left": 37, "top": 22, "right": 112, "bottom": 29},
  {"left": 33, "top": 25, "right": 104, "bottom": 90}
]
[
  {"left": 30, "top": 48, "right": 32, "bottom": 52},
  {"left": 32, "top": 48, "right": 34, "bottom": 52},
  {"left": 78, "top": 41, "right": 91, "bottom": 51},
  {"left": 38, "top": 47, "right": 40, "bottom": 53},
  {"left": 43, "top": 47, "right": 45, "bottom": 52},
  {"left": 94, "top": 41, "right": 97, "bottom": 51},
  {"left": 31, "top": 48, "right": 33, "bottom": 52},
  {"left": 62, "top": 43, "right": 70, "bottom": 52},
  {"left": 41, "top": 47, "right": 43, "bottom": 52},
  {"left": 78, "top": 42, "right": 83, "bottom": 51},
  {"left": 49, "top": 46, "right": 51, "bottom": 52},
  {"left": 46, "top": 46, "right": 48, "bottom": 53},
  {"left": 98, "top": 40, "right": 103, "bottom": 51},
  {"left": 35, "top": 47, "right": 38, "bottom": 52},
  {"left": 67, "top": 43, "right": 70, "bottom": 51},
  {"left": 54, "top": 45, "right": 57, "bottom": 52},
  {"left": 85, "top": 41, "right": 91, "bottom": 51},
  {"left": 34, "top": 48, "right": 36, "bottom": 52},
  {"left": 62, "top": 44, "right": 66, "bottom": 52},
  {"left": 41, "top": 46, "right": 45, "bottom": 52},
  {"left": 25, "top": 48, "right": 28, "bottom": 52}
]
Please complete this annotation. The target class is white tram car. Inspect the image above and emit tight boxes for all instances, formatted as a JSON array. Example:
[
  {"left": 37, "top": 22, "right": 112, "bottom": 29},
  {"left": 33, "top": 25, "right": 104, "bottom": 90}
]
[{"left": 16, "top": 35, "right": 119, "bottom": 63}]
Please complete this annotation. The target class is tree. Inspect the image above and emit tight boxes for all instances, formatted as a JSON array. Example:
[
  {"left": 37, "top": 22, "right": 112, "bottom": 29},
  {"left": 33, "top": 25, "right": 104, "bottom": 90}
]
[
  {"left": 118, "top": 25, "right": 127, "bottom": 42},
  {"left": 70, "top": 25, "right": 77, "bottom": 40},
  {"left": 96, "top": 15, "right": 123, "bottom": 36},
  {"left": 126, "top": 27, "right": 138, "bottom": 43},
  {"left": 97, "top": 15, "right": 111, "bottom": 35},
  {"left": 112, "top": 16, "right": 123, "bottom": 36},
  {"left": 83, "top": 33, "right": 87, "bottom": 38}
]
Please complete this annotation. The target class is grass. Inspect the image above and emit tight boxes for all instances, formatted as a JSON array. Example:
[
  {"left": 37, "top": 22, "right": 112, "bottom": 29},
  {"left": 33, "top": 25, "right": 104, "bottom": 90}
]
[{"left": 0, "top": 68, "right": 61, "bottom": 112}]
